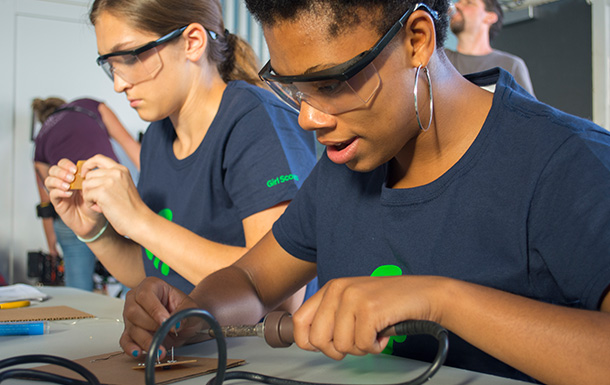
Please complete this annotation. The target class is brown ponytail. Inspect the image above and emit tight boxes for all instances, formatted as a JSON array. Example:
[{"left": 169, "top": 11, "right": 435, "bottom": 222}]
[
  {"left": 218, "top": 31, "right": 262, "bottom": 86},
  {"left": 32, "top": 97, "right": 66, "bottom": 125},
  {"left": 90, "top": 0, "right": 264, "bottom": 87}
]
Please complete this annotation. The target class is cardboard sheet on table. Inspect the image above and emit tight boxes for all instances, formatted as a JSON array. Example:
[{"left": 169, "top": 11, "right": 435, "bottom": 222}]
[
  {"left": 0, "top": 305, "right": 95, "bottom": 322},
  {"left": 36, "top": 351, "right": 246, "bottom": 385}
]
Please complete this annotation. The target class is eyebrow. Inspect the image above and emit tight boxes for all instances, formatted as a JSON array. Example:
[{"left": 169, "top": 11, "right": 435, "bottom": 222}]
[
  {"left": 98, "top": 40, "right": 143, "bottom": 56},
  {"left": 303, "top": 62, "right": 341, "bottom": 75}
]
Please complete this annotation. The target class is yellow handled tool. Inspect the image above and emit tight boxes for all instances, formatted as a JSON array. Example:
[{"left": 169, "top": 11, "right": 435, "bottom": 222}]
[{"left": 0, "top": 300, "right": 31, "bottom": 309}]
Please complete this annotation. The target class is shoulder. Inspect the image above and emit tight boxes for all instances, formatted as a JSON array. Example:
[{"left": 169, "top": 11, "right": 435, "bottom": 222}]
[
  {"left": 489, "top": 49, "right": 527, "bottom": 66},
  {"left": 489, "top": 69, "right": 609, "bottom": 149},
  {"left": 68, "top": 98, "right": 101, "bottom": 112},
  {"left": 444, "top": 48, "right": 458, "bottom": 60}
]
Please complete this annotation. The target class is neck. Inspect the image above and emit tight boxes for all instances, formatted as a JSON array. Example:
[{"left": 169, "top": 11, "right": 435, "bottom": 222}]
[
  {"left": 170, "top": 72, "right": 227, "bottom": 160},
  {"left": 456, "top": 30, "right": 493, "bottom": 56},
  {"left": 389, "top": 57, "right": 493, "bottom": 189}
]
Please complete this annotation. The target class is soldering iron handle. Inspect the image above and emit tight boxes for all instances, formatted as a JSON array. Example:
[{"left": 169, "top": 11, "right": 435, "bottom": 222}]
[
  {"left": 263, "top": 312, "right": 448, "bottom": 349},
  {"left": 381, "top": 320, "right": 448, "bottom": 340},
  {"left": 263, "top": 311, "right": 294, "bottom": 348}
]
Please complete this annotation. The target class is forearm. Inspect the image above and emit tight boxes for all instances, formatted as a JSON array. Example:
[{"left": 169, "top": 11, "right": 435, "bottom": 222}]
[
  {"left": 98, "top": 103, "right": 141, "bottom": 169},
  {"left": 113, "top": 133, "right": 141, "bottom": 170},
  {"left": 189, "top": 265, "right": 268, "bottom": 326},
  {"left": 440, "top": 279, "right": 610, "bottom": 384},
  {"left": 129, "top": 212, "right": 249, "bottom": 286},
  {"left": 188, "top": 231, "right": 314, "bottom": 326},
  {"left": 86, "top": 225, "right": 145, "bottom": 288}
]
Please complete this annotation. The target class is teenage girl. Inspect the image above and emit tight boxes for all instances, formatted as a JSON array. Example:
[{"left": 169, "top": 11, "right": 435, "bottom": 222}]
[{"left": 45, "top": 0, "right": 316, "bottom": 312}]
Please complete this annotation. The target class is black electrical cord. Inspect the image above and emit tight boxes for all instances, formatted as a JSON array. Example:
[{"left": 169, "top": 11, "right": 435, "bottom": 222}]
[
  {"left": 146, "top": 308, "right": 227, "bottom": 385},
  {"left": 0, "top": 354, "right": 101, "bottom": 385},
  {"left": 148, "top": 309, "right": 449, "bottom": 385},
  {"left": 0, "top": 369, "right": 92, "bottom": 385},
  {"left": 0, "top": 311, "right": 448, "bottom": 385},
  {"left": 210, "top": 320, "right": 448, "bottom": 385}
]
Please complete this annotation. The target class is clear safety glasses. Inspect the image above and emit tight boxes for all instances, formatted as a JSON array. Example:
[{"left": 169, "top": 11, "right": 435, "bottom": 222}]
[
  {"left": 259, "top": 3, "right": 438, "bottom": 115},
  {"left": 96, "top": 26, "right": 187, "bottom": 84}
]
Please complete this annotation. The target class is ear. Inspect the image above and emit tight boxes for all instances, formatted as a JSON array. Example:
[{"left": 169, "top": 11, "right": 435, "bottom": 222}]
[
  {"left": 182, "top": 23, "right": 208, "bottom": 62},
  {"left": 484, "top": 11, "right": 498, "bottom": 26},
  {"left": 403, "top": 10, "right": 436, "bottom": 68}
]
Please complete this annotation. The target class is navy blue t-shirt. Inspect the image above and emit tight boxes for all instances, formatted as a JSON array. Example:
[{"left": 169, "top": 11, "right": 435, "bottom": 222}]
[
  {"left": 273, "top": 68, "right": 610, "bottom": 382},
  {"left": 138, "top": 80, "right": 316, "bottom": 293}
]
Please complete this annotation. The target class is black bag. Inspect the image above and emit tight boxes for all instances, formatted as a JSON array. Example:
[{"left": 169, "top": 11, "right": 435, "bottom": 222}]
[{"left": 27, "top": 251, "right": 64, "bottom": 286}]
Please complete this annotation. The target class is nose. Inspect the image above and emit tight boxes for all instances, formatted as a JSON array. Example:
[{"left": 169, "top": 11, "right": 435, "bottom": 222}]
[
  {"left": 298, "top": 102, "right": 336, "bottom": 132},
  {"left": 113, "top": 73, "right": 133, "bottom": 93}
]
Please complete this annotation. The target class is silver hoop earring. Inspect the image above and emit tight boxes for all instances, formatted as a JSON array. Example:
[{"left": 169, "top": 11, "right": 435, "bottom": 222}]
[{"left": 414, "top": 64, "right": 434, "bottom": 132}]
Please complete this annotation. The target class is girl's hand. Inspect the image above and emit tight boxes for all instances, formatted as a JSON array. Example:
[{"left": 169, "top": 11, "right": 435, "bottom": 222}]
[
  {"left": 80, "top": 154, "right": 149, "bottom": 238},
  {"left": 45, "top": 158, "right": 105, "bottom": 238},
  {"left": 292, "top": 275, "right": 447, "bottom": 360}
]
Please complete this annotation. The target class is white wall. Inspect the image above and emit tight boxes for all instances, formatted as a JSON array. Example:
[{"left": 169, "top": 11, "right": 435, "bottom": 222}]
[
  {"left": 592, "top": 0, "right": 610, "bottom": 129},
  {"left": 0, "top": 0, "right": 148, "bottom": 284}
]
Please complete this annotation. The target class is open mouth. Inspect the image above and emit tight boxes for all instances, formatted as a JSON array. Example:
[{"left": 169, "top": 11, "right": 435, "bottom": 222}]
[{"left": 334, "top": 138, "right": 356, "bottom": 151}]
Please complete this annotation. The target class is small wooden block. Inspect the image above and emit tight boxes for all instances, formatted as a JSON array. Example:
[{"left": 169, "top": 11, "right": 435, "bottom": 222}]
[
  {"left": 70, "top": 160, "right": 85, "bottom": 190},
  {"left": 132, "top": 359, "right": 198, "bottom": 370}
]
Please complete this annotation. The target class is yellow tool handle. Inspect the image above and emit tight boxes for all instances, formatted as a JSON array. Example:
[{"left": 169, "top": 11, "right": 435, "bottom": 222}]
[{"left": 0, "top": 300, "right": 31, "bottom": 309}]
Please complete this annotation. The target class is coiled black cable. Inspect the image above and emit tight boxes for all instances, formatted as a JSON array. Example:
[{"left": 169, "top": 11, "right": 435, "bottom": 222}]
[
  {"left": 0, "top": 354, "right": 101, "bottom": 385},
  {"left": 148, "top": 309, "right": 449, "bottom": 385},
  {"left": 146, "top": 308, "right": 227, "bottom": 385},
  {"left": 0, "top": 311, "right": 448, "bottom": 385},
  {"left": 209, "top": 320, "right": 448, "bottom": 385}
]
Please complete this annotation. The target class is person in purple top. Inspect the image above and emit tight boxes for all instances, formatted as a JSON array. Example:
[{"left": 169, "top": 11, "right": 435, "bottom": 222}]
[{"left": 32, "top": 97, "right": 138, "bottom": 290}]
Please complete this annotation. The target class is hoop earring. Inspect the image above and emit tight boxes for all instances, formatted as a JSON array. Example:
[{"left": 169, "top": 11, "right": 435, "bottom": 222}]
[{"left": 414, "top": 64, "right": 434, "bottom": 132}]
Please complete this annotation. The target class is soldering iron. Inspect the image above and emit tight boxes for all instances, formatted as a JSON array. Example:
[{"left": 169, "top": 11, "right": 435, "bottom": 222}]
[
  {"left": 0, "top": 309, "right": 449, "bottom": 385},
  {"left": 147, "top": 309, "right": 450, "bottom": 385},
  {"left": 198, "top": 310, "right": 446, "bottom": 351}
]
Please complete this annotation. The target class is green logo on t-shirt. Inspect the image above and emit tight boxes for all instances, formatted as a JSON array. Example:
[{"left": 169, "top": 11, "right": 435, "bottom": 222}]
[
  {"left": 144, "top": 208, "right": 173, "bottom": 276},
  {"left": 371, "top": 265, "right": 407, "bottom": 355},
  {"left": 266, "top": 174, "right": 299, "bottom": 188}
]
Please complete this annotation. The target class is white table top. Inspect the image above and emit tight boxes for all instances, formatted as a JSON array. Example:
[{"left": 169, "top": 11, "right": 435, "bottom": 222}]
[{"left": 0, "top": 287, "right": 531, "bottom": 385}]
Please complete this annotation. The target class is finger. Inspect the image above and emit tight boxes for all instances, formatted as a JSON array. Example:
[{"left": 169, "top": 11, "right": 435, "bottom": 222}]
[
  {"left": 123, "top": 293, "right": 161, "bottom": 333},
  {"left": 167, "top": 288, "right": 195, "bottom": 314},
  {"left": 305, "top": 280, "right": 347, "bottom": 360},
  {"left": 56, "top": 158, "right": 77, "bottom": 173},
  {"left": 119, "top": 326, "right": 148, "bottom": 359},
  {"left": 334, "top": 280, "right": 377, "bottom": 356},
  {"left": 332, "top": 304, "right": 368, "bottom": 356},
  {"left": 122, "top": 285, "right": 169, "bottom": 360},
  {"left": 165, "top": 292, "right": 205, "bottom": 344},
  {"left": 45, "top": 175, "right": 72, "bottom": 193},
  {"left": 81, "top": 166, "right": 125, "bottom": 191},
  {"left": 138, "top": 278, "right": 174, "bottom": 326},
  {"left": 120, "top": 323, "right": 167, "bottom": 360},
  {"left": 47, "top": 161, "right": 77, "bottom": 185},
  {"left": 293, "top": 285, "right": 325, "bottom": 352},
  {"left": 48, "top": 187, "right": 74, "bottom": 203},
  {"left": 81, "top": 154, "right": 118, "bottom": 176}
]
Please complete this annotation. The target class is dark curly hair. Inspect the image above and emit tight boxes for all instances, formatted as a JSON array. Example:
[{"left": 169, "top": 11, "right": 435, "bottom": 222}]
[{"left": 244, "top": 0, "right": 450, "bottom": 49}]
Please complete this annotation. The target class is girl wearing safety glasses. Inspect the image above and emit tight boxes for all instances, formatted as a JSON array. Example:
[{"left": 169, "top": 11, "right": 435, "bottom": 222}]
[
  {"left": 118, "top": 0, "right": 610, "bottom": 383},
  {"left": 45, "top": 0, "right": 316, "bottom": 314}
]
